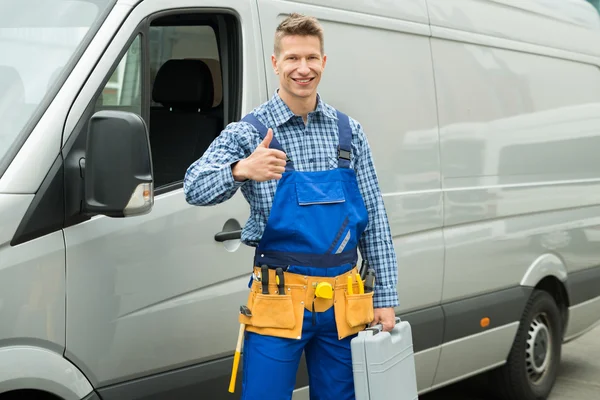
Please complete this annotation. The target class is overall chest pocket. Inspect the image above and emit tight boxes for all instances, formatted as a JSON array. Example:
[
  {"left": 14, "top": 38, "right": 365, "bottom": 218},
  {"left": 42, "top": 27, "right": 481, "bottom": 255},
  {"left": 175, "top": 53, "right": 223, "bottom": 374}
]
[
  {"left": 295, "top": 181, "right": 350, "bottom": 254},
  {"left": 296, "top": 181, "right": 345, "bottom": 206}
]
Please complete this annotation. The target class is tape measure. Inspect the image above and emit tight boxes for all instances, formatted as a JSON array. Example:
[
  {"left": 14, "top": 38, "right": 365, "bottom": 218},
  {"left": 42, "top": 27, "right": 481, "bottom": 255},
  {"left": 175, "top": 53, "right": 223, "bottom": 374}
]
[{"left": 314, "top": 282, "right": 333, "bottom": 299}]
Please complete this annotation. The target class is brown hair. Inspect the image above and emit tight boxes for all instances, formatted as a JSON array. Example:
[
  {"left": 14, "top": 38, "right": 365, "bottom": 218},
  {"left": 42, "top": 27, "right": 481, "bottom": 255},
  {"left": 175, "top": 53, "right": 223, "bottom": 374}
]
[{"left": 274, "top": 13, "right": 324, "bottom": 57}]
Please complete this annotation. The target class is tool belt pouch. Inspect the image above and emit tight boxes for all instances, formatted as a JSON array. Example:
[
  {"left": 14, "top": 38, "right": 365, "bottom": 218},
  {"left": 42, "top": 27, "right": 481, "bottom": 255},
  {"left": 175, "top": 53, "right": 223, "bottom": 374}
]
[
  {"left": 345, "top": 291, "right": 374, "bottom": 327},
  {"left": 249, "top": 293, "right": 295, "bottom": 329},
  {"left": 240, "top": 277, "right": 305, "bottom": 340},
  {"left": 334, "top": 287, "right": 374, "bottom": 340}
]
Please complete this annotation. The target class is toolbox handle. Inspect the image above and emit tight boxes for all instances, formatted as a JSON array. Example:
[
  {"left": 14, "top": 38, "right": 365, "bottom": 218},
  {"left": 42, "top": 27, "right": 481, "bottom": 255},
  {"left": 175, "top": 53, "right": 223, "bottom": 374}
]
[{"left": 365, "top": 317, "right": 401, "bottom": 334}]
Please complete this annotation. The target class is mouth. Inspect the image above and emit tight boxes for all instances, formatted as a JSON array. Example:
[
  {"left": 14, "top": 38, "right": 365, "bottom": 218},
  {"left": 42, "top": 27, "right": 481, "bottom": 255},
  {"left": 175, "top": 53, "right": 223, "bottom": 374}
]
[{"left": 292, "top": 77, "right": 315, "bottom": 85}]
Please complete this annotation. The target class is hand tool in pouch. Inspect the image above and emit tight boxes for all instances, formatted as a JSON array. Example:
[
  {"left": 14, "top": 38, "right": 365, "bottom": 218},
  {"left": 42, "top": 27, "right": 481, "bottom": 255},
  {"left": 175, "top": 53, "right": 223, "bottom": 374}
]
[
  {"left": 356, "top": 273, "right": 365, "bottom": 294},
  {"left": 347, "top": 275, "right": 354, "bottom": 295},
  {"left": 229, "top": 305, "right": 252, "bottom": 393},
  {"left": 364, "top": 268, "right": 376, "bottom": 293},
  {"left": 276, "top": 267, "right": 285, "bottom": 295},
  {"left": 261, "top": 265, "right": 269, "bottom": 294},
  {"left": 360, "top": 259, "right": 369, "bottom": 280}
]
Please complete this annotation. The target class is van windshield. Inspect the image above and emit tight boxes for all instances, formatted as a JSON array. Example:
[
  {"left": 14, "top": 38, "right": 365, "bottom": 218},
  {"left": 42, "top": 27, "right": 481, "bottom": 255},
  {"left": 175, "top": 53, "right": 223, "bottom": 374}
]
[{"left": 0, "top": 0, "right": 114, "bottom": 170}]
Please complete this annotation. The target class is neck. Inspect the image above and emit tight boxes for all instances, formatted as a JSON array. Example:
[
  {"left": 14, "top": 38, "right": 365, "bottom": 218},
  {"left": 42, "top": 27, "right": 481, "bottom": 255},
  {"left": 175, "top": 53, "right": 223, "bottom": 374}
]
[{"left": 279, "top": 89, "right": 318, "bottom": 123}]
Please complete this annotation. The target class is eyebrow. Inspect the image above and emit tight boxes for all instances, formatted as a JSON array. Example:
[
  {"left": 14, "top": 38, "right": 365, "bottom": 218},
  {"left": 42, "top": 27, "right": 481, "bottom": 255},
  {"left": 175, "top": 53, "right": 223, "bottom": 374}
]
[{"left": 285, "top": 53, "right": 321, "bottom": 58}]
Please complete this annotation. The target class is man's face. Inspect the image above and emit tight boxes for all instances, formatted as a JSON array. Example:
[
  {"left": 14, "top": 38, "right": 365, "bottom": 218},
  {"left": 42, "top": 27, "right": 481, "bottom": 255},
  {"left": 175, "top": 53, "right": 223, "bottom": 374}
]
[{"left": 272, "top": 34, "right": 326, "bottom": 101}]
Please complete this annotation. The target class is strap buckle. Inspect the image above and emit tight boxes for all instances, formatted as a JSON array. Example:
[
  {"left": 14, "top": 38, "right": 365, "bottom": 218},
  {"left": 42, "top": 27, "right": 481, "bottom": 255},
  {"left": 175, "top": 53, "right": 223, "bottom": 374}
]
[{"left": 338, "top": 147, "right": 351, "bottom": 161}]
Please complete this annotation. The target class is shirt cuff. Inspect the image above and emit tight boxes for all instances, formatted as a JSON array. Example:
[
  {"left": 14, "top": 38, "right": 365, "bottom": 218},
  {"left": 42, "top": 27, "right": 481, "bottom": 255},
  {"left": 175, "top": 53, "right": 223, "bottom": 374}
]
[
  {"left": 373, "top": 284, "right": 399, "bottom": 309},
  {"left": 227, "top": 161, "right": 247, "bottom": 188}
]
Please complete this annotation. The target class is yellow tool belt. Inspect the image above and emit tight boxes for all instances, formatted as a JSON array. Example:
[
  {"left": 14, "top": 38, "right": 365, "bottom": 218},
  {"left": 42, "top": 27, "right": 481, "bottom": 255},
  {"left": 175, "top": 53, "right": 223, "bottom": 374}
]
[{"left": 239, "top": 266, "right": 374, "bottom": 340}]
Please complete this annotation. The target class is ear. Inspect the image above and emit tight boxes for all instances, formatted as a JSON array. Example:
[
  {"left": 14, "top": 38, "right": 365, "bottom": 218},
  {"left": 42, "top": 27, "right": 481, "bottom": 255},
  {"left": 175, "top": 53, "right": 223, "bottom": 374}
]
[
  {"left": 271, "top": 54, "right": 279, "bottom": 74},
  {"left": 322, "top": 54, "right": 327, "bottom": 70}
]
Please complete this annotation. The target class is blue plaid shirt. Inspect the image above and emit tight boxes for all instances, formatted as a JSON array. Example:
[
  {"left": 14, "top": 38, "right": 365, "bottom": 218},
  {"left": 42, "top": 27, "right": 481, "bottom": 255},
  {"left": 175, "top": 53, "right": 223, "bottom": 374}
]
[{"left": 183, "top": 92, "right": 399, "bottom": 308}]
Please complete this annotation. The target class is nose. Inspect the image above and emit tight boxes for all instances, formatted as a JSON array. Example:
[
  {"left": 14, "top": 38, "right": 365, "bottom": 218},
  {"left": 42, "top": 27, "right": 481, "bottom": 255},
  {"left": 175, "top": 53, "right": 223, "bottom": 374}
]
[{"left": 297, "top": 59, "right": 310, "bottom": 75}]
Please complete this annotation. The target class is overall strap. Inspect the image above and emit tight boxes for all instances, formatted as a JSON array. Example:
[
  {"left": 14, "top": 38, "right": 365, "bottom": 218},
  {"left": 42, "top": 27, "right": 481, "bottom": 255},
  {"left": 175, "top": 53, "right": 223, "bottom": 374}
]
[
  {"left": 336, "top": 110, "right": 352, "bottom": 169},
  {"left": 241, "top": 113, "right": 295, "bottom": 171}
]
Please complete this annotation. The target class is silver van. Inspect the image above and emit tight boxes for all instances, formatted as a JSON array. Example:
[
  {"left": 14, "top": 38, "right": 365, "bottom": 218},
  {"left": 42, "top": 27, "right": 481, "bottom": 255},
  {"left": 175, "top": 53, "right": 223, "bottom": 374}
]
[{"left": 2, "top": 0, "right": 600, "bottom": 399}]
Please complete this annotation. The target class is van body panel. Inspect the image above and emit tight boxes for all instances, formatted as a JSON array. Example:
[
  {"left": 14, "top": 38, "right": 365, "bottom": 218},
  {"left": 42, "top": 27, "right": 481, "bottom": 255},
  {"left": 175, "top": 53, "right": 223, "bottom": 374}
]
[
  {"left": 432, "top": 322, "right": 519, "bottom": 386},
  {"left": 0, "top": 3, "right": 133, "bottom": 195},
  {"left": 62, "top": 0, "right": 264, "bottom": 387},
  {"left": 426, "top": 0, "right": 600, "bottom": 59},
  {"left": 441, "top": 286, "right": 532, "bottom": 344},
  {"left": 96, "top": 354, "right": 245, "bottom": 399},
  {"left": 64, "top": 191, "right": 255, "bottom": 387},
  {"left": 520, "top": 253, "right": 568, "bottom": 287},
  {"left": 0, "top": 346, "right": 93, "bottom": 399},
  {"left": 0, "top": 194, "right": 32, "bottom": 245},
  {"left": 566, "top": 266, "right": 600, "bottom": 305},
  {"left": 413, "top": 347, "right": 441, "bottom": 390},
  {"left": 0, "top": 229, "right": 65, "bottom": 349},
  {"left": 277, "top": 0, "right": 430, "bottom": 26},
  {"left": 564, "top": 295, "right": 600, "bottom": 341},
  {"left": 487, "top": 0, "right": 600, "bottom": 30},
  {"left": 430, "top": 28, "right": 600, "bottom": 301},
  {"left": 426, "top": 0, "right": 600, "bottom": 388}
]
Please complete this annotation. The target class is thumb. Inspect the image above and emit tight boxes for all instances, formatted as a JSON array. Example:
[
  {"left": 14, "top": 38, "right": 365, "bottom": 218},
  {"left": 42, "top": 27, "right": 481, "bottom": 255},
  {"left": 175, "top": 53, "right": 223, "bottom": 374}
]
[{"left": 260, "top": 129, "right": 273, "bottom": 148}]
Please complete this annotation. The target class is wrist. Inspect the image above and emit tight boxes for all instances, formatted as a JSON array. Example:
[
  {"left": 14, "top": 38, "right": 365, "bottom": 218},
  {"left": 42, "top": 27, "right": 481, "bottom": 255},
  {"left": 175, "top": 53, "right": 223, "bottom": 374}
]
[{"left": 232, "top": 159, "right": 248, "bottom": 182}]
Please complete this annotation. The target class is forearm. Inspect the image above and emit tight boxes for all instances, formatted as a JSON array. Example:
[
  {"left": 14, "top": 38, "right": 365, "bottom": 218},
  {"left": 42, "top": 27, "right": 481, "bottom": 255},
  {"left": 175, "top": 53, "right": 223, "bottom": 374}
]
[
  {"left": 183, "top": 160, "right": 245, "bottom": 206},
  {"left": 183, "top": 125, "right": 249, "bottom": 206}
]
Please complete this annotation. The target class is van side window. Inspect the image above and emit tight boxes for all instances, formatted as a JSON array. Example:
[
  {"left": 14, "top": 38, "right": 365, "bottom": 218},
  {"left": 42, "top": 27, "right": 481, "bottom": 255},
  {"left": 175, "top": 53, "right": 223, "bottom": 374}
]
[
  {"left": 89, "top": 13, "right": 239, "bottom": 194},
  {"left": 147, "top": 22, "right": 225, "bottom": 189},
  {"left": 97, "top": 35, "right": 142, "bottom": 114}
]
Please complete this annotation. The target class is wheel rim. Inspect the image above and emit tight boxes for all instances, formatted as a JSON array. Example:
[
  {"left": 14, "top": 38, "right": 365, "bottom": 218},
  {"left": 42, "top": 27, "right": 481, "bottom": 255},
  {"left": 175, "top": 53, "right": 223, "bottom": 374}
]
[{"left": 525, "top": 312, "right": 552, "bottom": 384}]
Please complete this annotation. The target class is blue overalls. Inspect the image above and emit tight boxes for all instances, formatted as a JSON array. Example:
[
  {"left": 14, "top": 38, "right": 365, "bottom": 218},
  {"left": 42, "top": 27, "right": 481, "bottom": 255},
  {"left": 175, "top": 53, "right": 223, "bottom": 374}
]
[{"left": 239, "top": 110, "right": 370, "bottom": 400}]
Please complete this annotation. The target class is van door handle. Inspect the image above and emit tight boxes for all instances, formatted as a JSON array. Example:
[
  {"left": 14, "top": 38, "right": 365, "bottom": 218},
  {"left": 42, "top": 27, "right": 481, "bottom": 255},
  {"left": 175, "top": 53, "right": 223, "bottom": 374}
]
[{"left": 214, "top": 229, "right": 242, "bottom": 242}]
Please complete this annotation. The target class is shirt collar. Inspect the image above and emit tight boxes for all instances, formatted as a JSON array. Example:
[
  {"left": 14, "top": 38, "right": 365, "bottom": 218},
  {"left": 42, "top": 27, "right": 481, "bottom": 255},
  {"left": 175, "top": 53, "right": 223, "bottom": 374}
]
[{"left": 269, "top": 90, "right": 338, "bottom": 127}]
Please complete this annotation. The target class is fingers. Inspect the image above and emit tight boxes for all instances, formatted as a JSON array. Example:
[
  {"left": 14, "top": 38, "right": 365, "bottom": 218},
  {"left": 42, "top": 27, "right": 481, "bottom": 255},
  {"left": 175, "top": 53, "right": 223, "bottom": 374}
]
[
  {"left": 270, "top": 156, "right": 287, "bottom": 167},
  {"left": 269, "top": 149, "right": 287, "bottom": 160},
  {"left": 383, "top": 320, "right": 394, "bottom": 332},
  {"left": 370, "top": 309, "right": 396, "bottom": 332}
]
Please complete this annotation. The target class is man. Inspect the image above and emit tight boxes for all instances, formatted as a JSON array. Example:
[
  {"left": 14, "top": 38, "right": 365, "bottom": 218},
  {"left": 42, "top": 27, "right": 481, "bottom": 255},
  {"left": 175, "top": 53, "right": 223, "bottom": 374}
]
[{"left": 183, "top": 13, "right": 398, "bottom": 400}]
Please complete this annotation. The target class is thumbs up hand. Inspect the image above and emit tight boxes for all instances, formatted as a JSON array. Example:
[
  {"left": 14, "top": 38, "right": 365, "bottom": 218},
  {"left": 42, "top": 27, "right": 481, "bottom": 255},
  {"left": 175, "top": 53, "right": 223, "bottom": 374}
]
[
  {"left": 232, "top": 128, "right": 288, "bottom": 182},
  {"left": 259, "top": 128, "right": 274, "bottom": 149}
]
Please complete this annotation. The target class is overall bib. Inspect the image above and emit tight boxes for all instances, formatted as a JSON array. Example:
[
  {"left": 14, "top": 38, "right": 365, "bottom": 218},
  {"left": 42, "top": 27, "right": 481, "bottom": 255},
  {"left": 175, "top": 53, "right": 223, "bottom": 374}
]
[{"left": 238, "top": 110, "right": 373, "bottom": 400}]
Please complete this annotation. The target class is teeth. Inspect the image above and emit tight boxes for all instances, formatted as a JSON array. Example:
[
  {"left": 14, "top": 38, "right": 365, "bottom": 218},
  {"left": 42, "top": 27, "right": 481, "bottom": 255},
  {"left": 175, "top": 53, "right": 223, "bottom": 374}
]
[{"left": 295, "top": 79, "right": 311, "bottom": 83}]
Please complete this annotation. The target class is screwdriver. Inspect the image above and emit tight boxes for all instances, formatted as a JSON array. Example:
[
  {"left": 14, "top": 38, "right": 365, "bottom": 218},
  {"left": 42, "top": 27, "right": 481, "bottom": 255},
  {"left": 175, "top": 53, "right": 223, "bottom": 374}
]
[{"left": 276, "top": 268, "right": 285, "bottom": 295}]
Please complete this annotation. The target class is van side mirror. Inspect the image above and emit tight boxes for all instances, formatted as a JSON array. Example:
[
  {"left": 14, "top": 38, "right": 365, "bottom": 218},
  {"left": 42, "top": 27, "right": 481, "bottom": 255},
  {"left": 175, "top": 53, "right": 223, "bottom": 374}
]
[{"left": 83, "top": 110, "right": 154, "bottom": 217}]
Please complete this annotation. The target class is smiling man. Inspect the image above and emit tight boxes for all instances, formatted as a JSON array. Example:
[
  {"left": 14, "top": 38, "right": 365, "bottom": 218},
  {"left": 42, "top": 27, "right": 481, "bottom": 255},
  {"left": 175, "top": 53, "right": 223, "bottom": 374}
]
[{"left": 183, "top": 13, "right": 399, "bottom": 400}]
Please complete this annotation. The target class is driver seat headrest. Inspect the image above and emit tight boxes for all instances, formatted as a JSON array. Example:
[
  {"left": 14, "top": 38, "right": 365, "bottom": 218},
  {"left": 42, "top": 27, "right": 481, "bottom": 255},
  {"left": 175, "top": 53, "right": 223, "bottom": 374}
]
[{"left": 152, "top": 59, "right": 214, "bottom": 111}]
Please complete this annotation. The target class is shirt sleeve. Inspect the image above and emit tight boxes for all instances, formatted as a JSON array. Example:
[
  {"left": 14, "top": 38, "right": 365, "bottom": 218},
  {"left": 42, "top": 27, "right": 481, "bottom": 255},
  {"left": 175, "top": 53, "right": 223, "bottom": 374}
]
[
  {"left": 183, "top": 122, "right": 252, "bottom": 206},
  {"left": 351, "top": 118, "right": 400, "bottom": 309}
]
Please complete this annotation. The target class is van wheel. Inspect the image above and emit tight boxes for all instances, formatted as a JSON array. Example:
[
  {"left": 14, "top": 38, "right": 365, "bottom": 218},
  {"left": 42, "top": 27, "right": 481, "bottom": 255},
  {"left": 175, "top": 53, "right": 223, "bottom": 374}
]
[{"left": 491, "top": 289, "right": 562, "bottom": 400}]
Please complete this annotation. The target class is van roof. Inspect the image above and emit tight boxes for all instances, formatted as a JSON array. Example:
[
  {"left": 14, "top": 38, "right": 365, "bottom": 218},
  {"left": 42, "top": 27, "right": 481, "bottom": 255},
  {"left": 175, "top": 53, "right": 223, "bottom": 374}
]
[
  {"left": 118, "top": 0, "right": 600, "bottom": 30},
  {"left": 518, "top": 0, "right": 600, "bottom": 30}
]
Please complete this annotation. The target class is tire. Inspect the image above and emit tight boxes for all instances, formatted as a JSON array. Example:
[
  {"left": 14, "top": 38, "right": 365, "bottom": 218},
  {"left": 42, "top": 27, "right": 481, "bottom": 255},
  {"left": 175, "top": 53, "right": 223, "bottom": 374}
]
[
  {"left": 491, "top": 289, "right": 563, "bottom": 400},
  {"left": 0, "top": 391, "right": 61, "bottom": 400}
]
